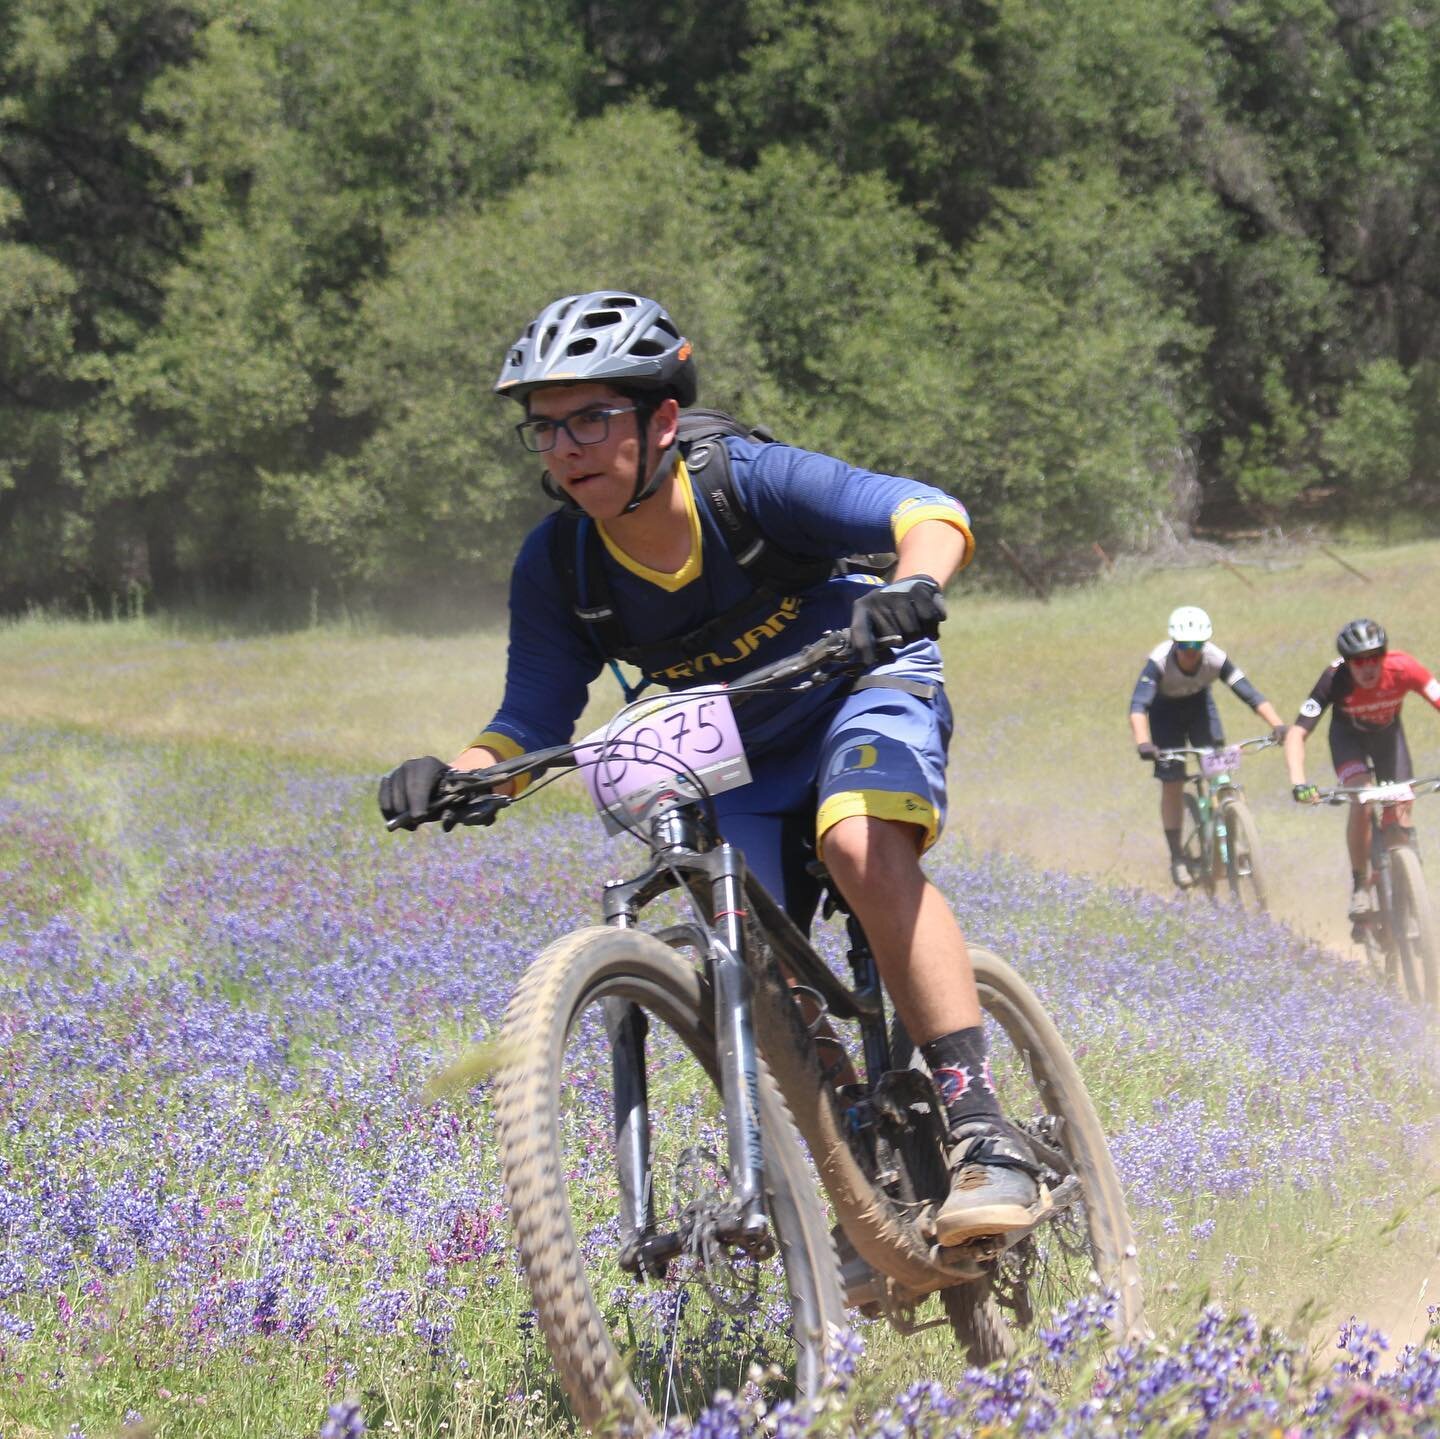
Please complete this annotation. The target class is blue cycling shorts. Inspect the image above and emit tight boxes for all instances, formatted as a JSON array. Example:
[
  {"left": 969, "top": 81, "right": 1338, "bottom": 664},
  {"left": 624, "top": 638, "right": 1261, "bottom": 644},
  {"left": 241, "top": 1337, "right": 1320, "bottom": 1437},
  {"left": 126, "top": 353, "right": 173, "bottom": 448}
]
[
  {"left": 1148, "top": 691, "right": 1223, "bottom": 782},
  {"left": 713, "top": 679, "right": 952, "bottom": 927}
]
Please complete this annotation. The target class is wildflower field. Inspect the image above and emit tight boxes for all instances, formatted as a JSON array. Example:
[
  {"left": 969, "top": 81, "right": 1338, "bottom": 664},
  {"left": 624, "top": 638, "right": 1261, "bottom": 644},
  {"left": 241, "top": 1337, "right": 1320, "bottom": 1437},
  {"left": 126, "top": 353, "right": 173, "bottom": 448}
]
[
  {"left": 4, "top": 541, "right": 1440, "bottom": 1437},
  {"left": 1, "top": 715, "right": 1437, "bottom": 1437}
]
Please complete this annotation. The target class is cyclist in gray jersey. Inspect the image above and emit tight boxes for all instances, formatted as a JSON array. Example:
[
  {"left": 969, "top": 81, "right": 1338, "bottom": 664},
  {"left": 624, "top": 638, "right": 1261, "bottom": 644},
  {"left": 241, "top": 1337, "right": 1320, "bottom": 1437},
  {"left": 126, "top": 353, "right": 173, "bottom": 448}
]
[{"left": 1128, "top": 605, "right": 1286, "bottom": 888}]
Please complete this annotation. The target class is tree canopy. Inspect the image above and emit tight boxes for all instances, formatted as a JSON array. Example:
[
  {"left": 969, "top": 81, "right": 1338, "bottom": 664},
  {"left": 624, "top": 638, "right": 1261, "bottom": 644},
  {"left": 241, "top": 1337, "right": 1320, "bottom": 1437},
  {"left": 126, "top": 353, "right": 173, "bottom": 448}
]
[{"left": 4, "top": 0, "right": 1439, "bottom": 611}]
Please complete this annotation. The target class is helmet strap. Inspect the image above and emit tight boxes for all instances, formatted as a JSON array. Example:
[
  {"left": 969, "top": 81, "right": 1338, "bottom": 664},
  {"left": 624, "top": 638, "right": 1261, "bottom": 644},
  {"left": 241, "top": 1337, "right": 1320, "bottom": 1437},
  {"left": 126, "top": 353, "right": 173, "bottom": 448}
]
[
  {"left": 621, "top": 398, "right": 675, "bottom": 513},
  {"left": 623, "top": 440, "right": 678, "bottom": 513},
  {"left": 539, "top": 470, "right": 584, "bottom": 515}
]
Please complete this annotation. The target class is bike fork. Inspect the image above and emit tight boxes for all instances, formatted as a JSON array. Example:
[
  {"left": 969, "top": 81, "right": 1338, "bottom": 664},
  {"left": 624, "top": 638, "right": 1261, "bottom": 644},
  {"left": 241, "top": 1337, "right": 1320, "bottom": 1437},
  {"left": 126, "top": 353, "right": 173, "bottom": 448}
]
[
  {"left": 603, "top": 997, "right": 668, "bottom": 1277},
  {"left": 710, "top": 843, "right": 772, "bottom": 1252}
]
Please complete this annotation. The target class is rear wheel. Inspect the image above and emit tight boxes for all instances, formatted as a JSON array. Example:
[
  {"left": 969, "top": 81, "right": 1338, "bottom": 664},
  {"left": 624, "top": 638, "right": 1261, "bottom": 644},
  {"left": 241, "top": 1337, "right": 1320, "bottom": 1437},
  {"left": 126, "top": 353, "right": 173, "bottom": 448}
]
[
  {"left": 891, "top": 952, "right": 1144, "bottom": 1359},
  {"left": 970, "top": 948, "right": 1145, "bottom": 1345},
  {"left": 1220, "top": 796, "right": 1267, "bottom": 911},
  {"left": 1388, "top": 846, "right": 1438, "bottom": 1011},
  {"left": 494, "top": 926, "right": 846, "bottom": 1433}
]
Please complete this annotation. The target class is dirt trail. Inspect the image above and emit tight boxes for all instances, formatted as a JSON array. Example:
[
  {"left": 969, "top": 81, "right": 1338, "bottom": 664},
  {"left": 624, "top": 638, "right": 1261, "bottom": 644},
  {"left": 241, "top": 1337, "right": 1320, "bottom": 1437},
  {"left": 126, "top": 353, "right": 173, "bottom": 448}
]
[{"left": 957, "top": 797, "right": 1440, "bottom": 1350}]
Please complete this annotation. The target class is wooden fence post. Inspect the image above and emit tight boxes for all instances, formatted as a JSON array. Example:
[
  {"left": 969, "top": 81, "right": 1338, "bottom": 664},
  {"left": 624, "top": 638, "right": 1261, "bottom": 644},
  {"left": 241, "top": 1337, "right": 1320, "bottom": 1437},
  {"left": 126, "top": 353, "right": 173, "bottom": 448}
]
[
  {"left": 1318, "top": 544, "right": 1372, "bottom": 582},
  {"left": 996, "top": 538, "right": 1050, "bottom": 601}
]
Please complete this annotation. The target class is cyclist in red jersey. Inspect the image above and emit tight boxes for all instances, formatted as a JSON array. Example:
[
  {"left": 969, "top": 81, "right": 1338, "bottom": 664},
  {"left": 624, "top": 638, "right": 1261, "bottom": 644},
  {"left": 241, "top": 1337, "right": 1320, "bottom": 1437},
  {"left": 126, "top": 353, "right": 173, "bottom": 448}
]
[{"left": 1285, "top": 618, "right": 1440, "bottom": 922}]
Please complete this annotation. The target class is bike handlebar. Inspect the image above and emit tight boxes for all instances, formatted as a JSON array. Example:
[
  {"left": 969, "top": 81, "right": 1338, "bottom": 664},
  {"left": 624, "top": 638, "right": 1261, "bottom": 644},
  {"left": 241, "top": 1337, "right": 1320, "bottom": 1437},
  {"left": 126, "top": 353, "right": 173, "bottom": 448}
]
[
  {"left": 1310, "top": 775, "right": 1440, "bottom": 807},
  {"left": 386, "top": 629, "right": 862, "bottom": 832},
  {"left": 1152, "top": 735, "right": 1280, "bottom": 765}
]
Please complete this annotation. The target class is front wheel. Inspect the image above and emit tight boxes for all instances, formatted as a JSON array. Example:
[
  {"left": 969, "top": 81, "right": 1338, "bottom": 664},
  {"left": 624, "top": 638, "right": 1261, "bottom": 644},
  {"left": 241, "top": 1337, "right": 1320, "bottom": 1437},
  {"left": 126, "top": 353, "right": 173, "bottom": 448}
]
[
  {"left": 493, "top": 926, "right": 846, "bottom": 1433},
  {"left": 1388, "top": 846, "right": 1438, "bottom": 1011},
  {"left": 1220, "top": 796, "right": 1267, "bottom": 911}
]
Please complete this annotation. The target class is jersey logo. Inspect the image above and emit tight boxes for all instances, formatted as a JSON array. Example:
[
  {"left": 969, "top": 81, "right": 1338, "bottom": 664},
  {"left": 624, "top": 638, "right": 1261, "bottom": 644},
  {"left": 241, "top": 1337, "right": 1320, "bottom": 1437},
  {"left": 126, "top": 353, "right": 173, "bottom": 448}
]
[
  {"left": 1301, "top": 698, "right": 1322, "bottom": 718},
  {"left": 654, "top": 595, "right": 803, "bottom": 681},
  {"left": 829, "top": 737, "right": 881, "bottom": 777}
]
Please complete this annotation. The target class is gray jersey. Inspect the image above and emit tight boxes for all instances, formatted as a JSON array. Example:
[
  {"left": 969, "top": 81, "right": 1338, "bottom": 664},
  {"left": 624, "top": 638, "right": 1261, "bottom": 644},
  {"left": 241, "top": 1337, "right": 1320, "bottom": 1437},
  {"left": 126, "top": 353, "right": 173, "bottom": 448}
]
[{"left": 1130, "top": 640, "right": 1264, "bottom": 712}]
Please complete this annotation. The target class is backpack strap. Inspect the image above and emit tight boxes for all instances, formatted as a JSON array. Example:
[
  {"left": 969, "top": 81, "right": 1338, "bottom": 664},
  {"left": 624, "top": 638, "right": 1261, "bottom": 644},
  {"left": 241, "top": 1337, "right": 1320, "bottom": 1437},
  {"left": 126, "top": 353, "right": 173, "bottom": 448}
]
[
  {"left": 550, "top": 411, "right": 834, "bottom": 679},
  {"left": 680, "top": 424, "right": 834, "bottom": 596}
]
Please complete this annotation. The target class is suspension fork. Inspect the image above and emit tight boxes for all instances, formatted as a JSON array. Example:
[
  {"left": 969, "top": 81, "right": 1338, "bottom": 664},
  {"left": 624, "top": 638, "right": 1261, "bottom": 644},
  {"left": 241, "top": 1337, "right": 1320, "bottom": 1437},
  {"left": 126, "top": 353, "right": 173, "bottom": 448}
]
[
  {"left": 709, "top": 842, "right": 772, "bottom": 1251},
  {"left": 602, "top": 996, "right": 667, "bottom": 1276}
]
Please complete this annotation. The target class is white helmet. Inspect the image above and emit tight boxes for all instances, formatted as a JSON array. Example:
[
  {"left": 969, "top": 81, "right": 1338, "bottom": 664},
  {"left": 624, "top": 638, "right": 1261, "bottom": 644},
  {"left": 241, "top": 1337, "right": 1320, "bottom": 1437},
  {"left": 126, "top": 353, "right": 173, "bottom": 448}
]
[{"left": 1167, "top": 605, "right": 1212, "bottom": 643}]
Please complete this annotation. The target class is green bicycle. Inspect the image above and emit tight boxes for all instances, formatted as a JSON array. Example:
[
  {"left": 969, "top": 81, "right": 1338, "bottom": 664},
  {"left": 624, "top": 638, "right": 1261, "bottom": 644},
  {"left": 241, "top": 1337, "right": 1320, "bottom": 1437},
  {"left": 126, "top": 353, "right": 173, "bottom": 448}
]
[{"left": 1155, "top": 736, "right": 1278, "bottom": 911}]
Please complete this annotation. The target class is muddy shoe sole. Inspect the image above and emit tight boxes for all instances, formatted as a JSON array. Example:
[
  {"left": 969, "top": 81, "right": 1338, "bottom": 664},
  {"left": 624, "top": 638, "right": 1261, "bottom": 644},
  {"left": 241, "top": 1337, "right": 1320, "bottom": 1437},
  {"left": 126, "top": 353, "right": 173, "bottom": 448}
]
[{"left": 930, "top": 1185, "right": 1053, "bottom": 1247}]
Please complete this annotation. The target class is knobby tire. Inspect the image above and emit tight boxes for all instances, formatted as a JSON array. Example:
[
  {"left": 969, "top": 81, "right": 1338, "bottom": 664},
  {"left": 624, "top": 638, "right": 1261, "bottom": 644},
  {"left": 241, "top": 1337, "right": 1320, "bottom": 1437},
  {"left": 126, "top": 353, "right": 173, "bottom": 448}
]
[
  {"left": 493, "top": 926, "right": 846, "bottom": 1434},
  {"left": 1220, "top": 796, "right": 1267, "bottom": 911},
  {"left": 1388, "top": 846, "right": 1438, "bottom": 1012},
  {"left": 941, "top": 949, "right": 1144, "bottom": 1353}
]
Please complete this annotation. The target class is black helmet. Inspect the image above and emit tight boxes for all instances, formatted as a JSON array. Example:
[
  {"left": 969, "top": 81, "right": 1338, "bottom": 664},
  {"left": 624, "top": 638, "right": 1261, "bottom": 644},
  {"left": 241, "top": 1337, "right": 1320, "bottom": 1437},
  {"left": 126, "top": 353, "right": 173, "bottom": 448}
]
[
  {"left": 494, "top": 291, "right": 698, "bottom": 407},
  {"left": 1336, "top": 618, "right": 1387, "bottom": 659}
]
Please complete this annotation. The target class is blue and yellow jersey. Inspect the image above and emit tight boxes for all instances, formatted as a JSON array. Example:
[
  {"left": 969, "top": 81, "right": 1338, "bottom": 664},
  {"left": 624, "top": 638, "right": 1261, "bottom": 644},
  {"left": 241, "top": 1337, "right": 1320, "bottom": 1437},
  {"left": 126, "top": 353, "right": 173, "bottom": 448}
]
[{"left": 474, "top": 437, "right": 972, "bottom": 762}]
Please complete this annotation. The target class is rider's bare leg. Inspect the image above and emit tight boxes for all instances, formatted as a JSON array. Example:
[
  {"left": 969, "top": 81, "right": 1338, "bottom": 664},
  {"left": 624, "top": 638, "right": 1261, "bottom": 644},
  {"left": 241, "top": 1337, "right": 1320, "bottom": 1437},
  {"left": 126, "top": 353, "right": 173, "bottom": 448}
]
[
  {"left": 1159, "top": 778, "right": 1184, "bottom": 833},
  {"left": 818, "top": 813, "right": 979, "bottom": 1043},
  {"left": 823, "top": 813, "right": 1041, "bottom": 1241},
  {"left": 1347, "top": 801, "right": 1370, "bottom": 879}
]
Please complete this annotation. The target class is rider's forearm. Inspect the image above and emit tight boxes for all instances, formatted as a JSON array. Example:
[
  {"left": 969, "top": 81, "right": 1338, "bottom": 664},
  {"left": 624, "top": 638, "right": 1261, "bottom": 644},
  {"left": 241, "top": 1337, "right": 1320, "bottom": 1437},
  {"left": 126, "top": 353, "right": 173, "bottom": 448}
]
[
  {"left": 1256, "top": 700, "right": 1284, "bottom": 729},
  {"left": 1283, "top": 726, "right": 1308, "bottom": 784},
  {"left": 893, "top": 520, "right": 969, "bottom": 589},
  {"left": 451, "top": 745, "right": 518, "bottom": 797},
  {"left": 1129, "top": 712, "right": 1151, "bottom": 746}
]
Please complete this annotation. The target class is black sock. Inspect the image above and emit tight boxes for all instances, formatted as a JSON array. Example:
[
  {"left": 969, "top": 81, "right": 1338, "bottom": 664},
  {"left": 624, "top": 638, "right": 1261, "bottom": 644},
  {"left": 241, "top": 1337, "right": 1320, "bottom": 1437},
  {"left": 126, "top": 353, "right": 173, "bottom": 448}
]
[
  {"left": 1352, "top": 870, "right": 1366, "bottom": 892},
  {"left": 920, "top": 1026, "right": 1002, "bottom": 1132},
  {"left": 1165, "top": 828, "right": 1183, "bottom": 860}
]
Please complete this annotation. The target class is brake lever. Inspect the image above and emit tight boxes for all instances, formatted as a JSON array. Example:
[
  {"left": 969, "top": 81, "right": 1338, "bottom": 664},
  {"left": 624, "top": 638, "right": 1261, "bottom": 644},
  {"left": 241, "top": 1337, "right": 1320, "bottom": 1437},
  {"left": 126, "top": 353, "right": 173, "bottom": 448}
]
[{"left": 441, "top": 795, "right": 511, "bottom": 831}]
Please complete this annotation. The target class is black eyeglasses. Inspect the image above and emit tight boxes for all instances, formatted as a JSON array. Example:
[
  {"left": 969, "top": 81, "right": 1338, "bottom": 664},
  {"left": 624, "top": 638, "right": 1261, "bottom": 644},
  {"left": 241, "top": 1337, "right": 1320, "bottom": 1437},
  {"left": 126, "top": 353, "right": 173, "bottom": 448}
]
[{"left": 515, "top": 404, "right": 638, "bottom": 454}]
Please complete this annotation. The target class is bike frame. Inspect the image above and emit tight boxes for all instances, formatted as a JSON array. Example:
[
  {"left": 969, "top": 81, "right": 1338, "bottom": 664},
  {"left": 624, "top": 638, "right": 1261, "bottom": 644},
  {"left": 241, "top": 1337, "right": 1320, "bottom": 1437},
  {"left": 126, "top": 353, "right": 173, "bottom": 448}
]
[
  {"left": 1316, "top": 775, "right": 1440, "bottom": 957},
  {"left": 1155, "top": 737, "right": 1275, "bottom": 887},
  {"left": 597, "top": 796, "right": 921, "bottom": 1277}
]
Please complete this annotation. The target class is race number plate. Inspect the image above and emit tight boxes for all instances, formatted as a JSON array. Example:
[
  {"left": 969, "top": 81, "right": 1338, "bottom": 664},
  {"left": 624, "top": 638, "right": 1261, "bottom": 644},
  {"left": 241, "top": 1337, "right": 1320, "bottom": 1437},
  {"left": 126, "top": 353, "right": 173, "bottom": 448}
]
[
  {"left": 1200, "top": 746, "right": 1242, "bottom": 777},
  {"left": 576, "top": 688, "right": 751, "bottom": 833},
  {"left": 1358, "top": 781, "right": 1414, "bottom": 805}
]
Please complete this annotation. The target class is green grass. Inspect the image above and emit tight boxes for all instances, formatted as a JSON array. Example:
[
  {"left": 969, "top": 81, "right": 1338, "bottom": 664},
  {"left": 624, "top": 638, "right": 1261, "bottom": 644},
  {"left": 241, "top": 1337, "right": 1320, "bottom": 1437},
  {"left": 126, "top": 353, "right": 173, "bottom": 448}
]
[{"left": 2, "top": 538, "right": 1439, "bottom": 1430}]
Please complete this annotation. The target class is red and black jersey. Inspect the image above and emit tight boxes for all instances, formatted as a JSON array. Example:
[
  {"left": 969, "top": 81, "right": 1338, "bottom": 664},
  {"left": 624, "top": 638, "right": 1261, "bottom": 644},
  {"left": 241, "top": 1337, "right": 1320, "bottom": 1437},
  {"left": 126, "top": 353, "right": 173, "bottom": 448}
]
[{"left": 1294, "top": 650, "right": 1440, "bottom": 734}]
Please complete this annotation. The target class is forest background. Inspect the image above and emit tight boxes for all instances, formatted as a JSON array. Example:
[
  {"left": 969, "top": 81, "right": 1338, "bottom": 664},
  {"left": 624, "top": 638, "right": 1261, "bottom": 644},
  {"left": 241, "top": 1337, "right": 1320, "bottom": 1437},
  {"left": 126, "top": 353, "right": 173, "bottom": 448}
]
[{"left": 4, "top": 0, "right": 1440, "bottom": 618}]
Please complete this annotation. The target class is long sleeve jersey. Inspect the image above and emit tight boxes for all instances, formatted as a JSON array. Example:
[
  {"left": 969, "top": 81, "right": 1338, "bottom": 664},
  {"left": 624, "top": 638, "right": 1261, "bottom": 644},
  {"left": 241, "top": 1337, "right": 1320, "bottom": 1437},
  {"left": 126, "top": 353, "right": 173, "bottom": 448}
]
[
  {"left": 1129, "top": 640, "right": 1266, "bottom": 714},
  {"left": 473, "top": 436, "right": 972, "bottom": 763}
]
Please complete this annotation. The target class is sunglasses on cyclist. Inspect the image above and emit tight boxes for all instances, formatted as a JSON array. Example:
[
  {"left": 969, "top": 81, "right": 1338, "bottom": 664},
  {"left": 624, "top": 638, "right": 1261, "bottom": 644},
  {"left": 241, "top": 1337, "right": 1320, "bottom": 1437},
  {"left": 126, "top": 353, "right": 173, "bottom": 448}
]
[
  {"left": 1348, "top": 651, "right": 1386, "bottom": 666},
  {"left": 1175, "top": 640, "right": 1206, "bottom": 653},
  {"left": 515, "top": 404, "right": 638, "bottom": 454}
]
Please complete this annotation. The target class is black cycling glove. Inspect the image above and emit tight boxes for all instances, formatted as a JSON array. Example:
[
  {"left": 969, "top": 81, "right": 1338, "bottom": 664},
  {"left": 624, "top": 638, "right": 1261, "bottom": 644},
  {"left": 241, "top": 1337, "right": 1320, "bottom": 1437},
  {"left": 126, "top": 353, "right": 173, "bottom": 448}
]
[
  {"left": 849, "top": 574, "right": 947, "bottom": 666},
  {"left": 1137, "top": 741, "right": 1159, "bottom": 762},
  {"left": 379, "top": 755, "right": 449, "bottom": 830},
  {"left": 1271, "top": 724, "right": 1289, "bottom": 744}
]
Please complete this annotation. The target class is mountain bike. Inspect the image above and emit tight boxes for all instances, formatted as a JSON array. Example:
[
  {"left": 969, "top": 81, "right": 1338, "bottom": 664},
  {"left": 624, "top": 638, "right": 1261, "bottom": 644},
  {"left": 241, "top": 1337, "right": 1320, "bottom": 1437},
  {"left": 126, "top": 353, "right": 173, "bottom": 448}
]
[
  {"left": 389, "top": 631, "right": 1144, "bottom": 1433},
  {"left": 1309, "top": 776, "right": 1440, "bottom": 1012},
  {"left": 1154, "top": 737, "right": 1278, "bottom": 911}
]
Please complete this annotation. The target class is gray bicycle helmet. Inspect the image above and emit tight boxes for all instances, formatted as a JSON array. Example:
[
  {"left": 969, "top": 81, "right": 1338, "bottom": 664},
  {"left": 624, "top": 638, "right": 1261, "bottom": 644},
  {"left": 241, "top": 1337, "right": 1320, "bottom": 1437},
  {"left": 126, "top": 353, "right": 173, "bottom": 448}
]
[
  {"left": 1336, "top": 617, "right": 1387, "bottom": 658},
  {"left": 494, "top": 291, "right": 698, "bottom": 407}
]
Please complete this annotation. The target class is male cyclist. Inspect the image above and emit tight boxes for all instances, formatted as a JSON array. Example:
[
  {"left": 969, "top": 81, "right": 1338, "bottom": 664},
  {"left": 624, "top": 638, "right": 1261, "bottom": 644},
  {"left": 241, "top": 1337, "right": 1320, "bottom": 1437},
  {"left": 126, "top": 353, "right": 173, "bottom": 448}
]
[
  {"left": 1285, "top": 618, "right": 1440, "bottom": 924},
  {"left": 379, "top": 290, "right": 1044, "bottom": 1244},
  {"left": 1129, "top": 605, "right": 1286, "bottom": 888}
]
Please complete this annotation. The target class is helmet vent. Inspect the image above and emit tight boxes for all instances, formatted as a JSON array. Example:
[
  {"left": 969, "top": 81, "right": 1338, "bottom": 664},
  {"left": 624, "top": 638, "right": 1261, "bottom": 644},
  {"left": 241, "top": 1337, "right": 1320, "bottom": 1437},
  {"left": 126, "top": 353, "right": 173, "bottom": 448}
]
[
  {"left": 584, "top": 309, "right": 624, "bottom": 330},
  {"left": 631, "top": 339, "right": 663, "bottom": 356},
  {"left": 566, "top": 337, "right": 597, "bottom": 356}
]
